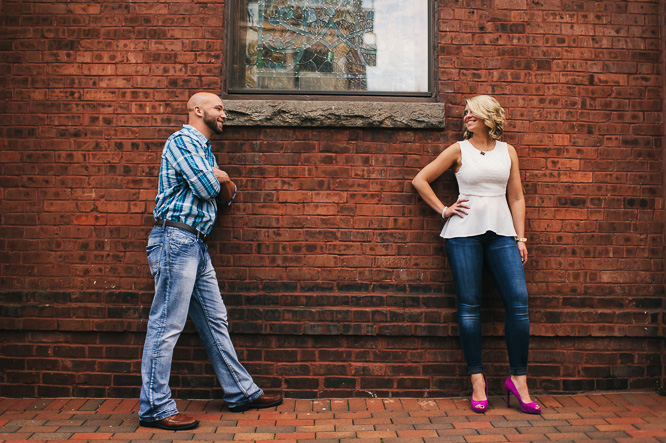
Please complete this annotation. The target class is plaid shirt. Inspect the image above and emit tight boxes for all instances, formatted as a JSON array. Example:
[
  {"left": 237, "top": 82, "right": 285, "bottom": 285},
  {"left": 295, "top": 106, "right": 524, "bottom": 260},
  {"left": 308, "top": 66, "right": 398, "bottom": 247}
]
[{"left": 153, "top": 125, "right": 235, "bottom": 235}]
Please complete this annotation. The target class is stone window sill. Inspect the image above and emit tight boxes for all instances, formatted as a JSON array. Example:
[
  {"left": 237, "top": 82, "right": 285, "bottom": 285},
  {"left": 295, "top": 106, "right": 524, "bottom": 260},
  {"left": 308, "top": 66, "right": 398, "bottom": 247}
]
[{"left": 223, "top": 100, "right": 445, "bottom": 129}]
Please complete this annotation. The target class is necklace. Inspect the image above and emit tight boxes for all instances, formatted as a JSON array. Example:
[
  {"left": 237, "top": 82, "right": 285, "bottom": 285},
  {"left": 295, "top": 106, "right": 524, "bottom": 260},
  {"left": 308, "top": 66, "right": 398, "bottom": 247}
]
[{"left": 475, "top": 142, "right": 495, "bottom": 155}]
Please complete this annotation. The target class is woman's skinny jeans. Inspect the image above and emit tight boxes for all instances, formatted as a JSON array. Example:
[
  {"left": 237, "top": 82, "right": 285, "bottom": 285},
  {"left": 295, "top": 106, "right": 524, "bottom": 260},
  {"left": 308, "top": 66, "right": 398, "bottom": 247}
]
[{"left": 445, "top": 231, "right": 530, "bottom": 375}]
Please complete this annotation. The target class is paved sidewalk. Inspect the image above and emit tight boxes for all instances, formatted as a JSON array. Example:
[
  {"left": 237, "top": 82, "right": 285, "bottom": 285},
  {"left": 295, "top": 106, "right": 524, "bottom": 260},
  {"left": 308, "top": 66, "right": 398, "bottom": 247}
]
[{"left": 0, "top": 392, "right": 665, "bottom": 442}]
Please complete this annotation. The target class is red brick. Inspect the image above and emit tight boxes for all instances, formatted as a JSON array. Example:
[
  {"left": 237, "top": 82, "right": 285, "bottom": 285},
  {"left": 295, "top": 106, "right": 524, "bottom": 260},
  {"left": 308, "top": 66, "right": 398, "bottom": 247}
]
[
  {"left": 1, "top": 0, "right": 665, "bottom": 400},
  {"left": 71, "top": 432, "right": 114, "bottom": 439}
]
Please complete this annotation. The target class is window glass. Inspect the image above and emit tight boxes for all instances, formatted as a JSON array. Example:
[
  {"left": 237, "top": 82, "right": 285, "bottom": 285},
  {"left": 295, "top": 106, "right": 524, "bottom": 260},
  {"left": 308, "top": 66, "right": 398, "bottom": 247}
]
[{"left": 229, "top": 0, "right": 430, "bottom": 95}]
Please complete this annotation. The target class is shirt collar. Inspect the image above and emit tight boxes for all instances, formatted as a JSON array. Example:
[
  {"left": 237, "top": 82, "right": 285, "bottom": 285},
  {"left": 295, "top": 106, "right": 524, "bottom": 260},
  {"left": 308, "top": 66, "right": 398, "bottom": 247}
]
[{"left": 182, "top": 124, "right": 210, "bottom": 147}]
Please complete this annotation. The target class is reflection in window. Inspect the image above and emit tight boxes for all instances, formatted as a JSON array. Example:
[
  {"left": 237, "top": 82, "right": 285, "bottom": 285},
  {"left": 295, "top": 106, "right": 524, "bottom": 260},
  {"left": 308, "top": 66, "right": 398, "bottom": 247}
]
[{"left": 229, "top": 0, "right": 430, "bottom": 95}]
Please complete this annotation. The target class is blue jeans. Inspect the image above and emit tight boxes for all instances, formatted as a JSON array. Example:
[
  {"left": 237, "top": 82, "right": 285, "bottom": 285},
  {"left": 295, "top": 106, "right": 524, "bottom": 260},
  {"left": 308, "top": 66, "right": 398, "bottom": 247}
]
[
  {"left": 445, "top": 231, "right": 530, "bottom": 375},
  {"left": 139, "top": 226, "right": 262, "bottom": 421}
]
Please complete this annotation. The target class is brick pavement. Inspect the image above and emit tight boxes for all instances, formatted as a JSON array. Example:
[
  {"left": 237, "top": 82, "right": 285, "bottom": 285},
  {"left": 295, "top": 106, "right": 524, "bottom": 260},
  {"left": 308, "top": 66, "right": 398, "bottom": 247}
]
[{"left": 0, "top": 392, "right": 665, "bottom": 442}]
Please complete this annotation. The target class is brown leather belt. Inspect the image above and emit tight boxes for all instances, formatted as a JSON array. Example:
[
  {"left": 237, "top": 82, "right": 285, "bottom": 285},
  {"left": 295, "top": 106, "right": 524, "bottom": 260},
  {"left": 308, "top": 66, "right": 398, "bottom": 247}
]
[{"left": 154, "top": 219, "right": 208, "bottom": 242}]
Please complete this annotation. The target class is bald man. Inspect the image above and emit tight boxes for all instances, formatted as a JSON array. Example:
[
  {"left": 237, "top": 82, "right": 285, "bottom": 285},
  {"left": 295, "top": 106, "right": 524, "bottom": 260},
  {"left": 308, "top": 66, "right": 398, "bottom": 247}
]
[{"left": 139, "top": 93, "right": 282, "bottom": 431}]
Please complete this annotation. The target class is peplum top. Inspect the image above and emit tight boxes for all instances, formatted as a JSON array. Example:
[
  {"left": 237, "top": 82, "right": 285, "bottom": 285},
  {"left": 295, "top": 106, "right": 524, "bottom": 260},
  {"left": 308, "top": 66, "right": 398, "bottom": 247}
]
[{"left": 440, "top": 139, "right": 517, "bottom": 239}]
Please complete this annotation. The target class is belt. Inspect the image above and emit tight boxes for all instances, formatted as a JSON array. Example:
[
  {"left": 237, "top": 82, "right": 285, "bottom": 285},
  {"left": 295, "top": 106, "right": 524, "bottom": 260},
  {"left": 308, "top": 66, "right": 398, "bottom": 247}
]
[{"left": 154, "top": 219, "right": 208, "bottom": 243}]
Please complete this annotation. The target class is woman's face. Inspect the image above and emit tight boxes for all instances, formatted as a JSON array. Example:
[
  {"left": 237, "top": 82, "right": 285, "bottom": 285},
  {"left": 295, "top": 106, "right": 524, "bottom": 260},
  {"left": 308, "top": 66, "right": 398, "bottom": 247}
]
[{"left": 463, "top": 105, "right": 486, "bottom": 134}]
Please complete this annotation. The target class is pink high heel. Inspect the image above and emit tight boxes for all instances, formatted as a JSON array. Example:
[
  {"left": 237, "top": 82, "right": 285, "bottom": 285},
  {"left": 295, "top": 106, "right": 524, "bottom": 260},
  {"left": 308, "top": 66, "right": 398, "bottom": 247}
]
[
  {"left": 504, "top": 377, "right": 541, "bottom": 414},
  {"left": 470, "top": 375, "right": 488, "bottom": 413}
]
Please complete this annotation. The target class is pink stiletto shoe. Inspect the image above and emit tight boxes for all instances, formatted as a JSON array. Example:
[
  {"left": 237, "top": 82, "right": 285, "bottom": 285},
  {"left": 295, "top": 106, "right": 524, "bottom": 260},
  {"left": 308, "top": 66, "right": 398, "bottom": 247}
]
[
  {"left": 470, "top": 375, "right": 488, "bottom": 413},
  {"left": 504, "top": 377, "right": 541, "bottom": 414}
]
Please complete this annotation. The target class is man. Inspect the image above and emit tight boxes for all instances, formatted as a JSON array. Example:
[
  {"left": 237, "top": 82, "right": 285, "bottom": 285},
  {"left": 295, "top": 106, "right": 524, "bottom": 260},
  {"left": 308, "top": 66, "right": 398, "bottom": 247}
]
[{"left": 138, "top": 92, "right": 282, "bottom": 431}]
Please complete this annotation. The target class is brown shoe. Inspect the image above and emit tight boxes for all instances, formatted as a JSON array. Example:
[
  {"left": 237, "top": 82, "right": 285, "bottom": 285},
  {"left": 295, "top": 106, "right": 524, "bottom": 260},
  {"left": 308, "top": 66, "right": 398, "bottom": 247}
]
[
  {"left": 139, "top": 413, "right": 199, "bottom": 430},
  {"left": 228, "top": 393, "right": 283, "bottom": 413}
]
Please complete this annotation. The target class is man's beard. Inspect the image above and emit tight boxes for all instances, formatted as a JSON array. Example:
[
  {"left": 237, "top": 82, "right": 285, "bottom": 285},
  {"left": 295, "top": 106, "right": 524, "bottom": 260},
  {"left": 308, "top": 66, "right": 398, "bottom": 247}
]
[{"left": 203, "top": 111, "right": 223, "bottom": 134}]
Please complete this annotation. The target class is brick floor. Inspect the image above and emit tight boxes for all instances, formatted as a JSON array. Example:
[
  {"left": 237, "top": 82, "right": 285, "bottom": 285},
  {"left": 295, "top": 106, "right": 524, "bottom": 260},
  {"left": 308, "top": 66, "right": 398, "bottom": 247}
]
[{"left": 0, "top": 393, "right": 665, "bottom": 442}]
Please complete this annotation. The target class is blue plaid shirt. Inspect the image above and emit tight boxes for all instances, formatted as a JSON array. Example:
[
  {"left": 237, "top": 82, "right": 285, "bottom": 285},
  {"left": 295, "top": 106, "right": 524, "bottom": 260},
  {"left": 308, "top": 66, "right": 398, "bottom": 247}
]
[{"left": 153, "top": 125, "right": 235, "bottom": 235}]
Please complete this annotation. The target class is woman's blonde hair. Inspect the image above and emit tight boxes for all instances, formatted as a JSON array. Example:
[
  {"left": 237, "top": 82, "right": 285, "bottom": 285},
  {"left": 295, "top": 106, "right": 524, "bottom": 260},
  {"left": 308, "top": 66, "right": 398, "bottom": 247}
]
[{"left": 462, "top": 95, "right": 506, "bottom": 140}]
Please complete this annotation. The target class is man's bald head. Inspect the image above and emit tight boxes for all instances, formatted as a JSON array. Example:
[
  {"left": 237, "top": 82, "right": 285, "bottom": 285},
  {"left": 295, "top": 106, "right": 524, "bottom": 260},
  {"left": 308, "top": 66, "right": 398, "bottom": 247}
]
[
  {"left": 187, "top": 92, "right": 222, "bottom": 114},
  {"left": 186, "top": 92, "right": 227, "bottom": 138}
]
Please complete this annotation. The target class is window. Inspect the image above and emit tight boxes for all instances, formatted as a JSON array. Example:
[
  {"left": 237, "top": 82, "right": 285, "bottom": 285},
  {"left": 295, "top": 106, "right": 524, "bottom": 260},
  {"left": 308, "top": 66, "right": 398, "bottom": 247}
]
[{"left": 227, "top": 0, "right": 432, "bottom": 97}]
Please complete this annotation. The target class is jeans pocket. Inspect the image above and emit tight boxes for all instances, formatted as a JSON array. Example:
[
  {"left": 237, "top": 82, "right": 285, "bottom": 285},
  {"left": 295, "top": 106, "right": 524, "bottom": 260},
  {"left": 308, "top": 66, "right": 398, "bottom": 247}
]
[
  {"left": 146, "top": 243, "right": 163, "bottom": 276},
  {"left": 169, "top": 230, "right": 197, "bottom": 250}
]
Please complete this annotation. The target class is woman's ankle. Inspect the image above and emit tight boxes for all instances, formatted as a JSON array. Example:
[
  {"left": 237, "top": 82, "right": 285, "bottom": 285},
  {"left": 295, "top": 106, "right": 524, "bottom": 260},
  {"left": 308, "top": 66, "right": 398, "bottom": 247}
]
[{"left": 471, "top": 374, "right": 487, "bottom": 399}]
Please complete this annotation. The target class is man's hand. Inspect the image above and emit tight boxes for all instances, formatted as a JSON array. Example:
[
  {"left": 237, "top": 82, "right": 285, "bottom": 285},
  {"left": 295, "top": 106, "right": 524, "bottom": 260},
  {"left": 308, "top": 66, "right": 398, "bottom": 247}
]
[
  {"left": 213, "top": 167, "right": 236, "bottom": 202},
  {"left": 212, "top": 167, "right": 230, "bottom": 184}
]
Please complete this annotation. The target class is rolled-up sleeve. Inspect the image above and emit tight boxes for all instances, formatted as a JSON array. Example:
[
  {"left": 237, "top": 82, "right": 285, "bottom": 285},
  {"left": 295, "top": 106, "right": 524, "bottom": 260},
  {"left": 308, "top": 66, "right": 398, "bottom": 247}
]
[{"left": 219, "top": 183, "right": 237, "bottom": 206}]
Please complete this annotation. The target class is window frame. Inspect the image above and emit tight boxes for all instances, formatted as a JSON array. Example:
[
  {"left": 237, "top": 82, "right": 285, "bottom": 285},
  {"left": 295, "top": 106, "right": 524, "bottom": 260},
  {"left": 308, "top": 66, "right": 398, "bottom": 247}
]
[{"left": 223, "top": 0, "right": 438, "bottom": 102}]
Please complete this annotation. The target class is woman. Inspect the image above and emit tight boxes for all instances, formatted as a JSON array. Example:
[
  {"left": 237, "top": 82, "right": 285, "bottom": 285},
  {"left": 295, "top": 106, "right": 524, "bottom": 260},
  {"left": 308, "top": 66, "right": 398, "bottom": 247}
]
[{"left": 412, "top": 95, "right": 540, "bottom": 414}]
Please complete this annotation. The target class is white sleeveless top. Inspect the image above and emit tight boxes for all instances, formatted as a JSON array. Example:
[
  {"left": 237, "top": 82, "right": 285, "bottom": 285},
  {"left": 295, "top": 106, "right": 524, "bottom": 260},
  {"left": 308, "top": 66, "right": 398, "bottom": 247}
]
[{"left": 440, "top": 139, "right": 517, "bottom": 239}]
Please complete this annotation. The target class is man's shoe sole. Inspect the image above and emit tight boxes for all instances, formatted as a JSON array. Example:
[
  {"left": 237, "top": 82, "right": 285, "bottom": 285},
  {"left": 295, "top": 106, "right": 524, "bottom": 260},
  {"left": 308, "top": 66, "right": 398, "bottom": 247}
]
[
  {"left": 228, "top": 398, "right": 283, "bottom": 413},
  {"left": 139, "top": 420, "right": 199, "bottom": 431}
]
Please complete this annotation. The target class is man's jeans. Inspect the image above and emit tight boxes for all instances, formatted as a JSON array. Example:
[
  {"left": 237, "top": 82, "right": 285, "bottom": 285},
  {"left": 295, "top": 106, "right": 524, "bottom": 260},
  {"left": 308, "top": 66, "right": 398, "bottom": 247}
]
[
  {"left": 445, "top": 231, "right": 530, "bottom": 376},
  {"left": 139, "top": 226, "right": 262, "bottom": 421}
]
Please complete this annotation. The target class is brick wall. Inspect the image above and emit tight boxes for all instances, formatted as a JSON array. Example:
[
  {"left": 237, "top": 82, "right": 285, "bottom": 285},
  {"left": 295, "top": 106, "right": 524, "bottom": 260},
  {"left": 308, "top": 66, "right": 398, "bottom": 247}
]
[{"left": 0, "top": 0, "right": 664, "bottom": 399}]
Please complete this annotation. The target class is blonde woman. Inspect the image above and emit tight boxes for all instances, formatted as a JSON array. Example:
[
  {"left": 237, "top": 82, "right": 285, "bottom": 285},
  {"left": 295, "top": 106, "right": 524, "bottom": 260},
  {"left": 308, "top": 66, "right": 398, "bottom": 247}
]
[{"left": 412, "top": 95, "right": 540, "bottom": 414}]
